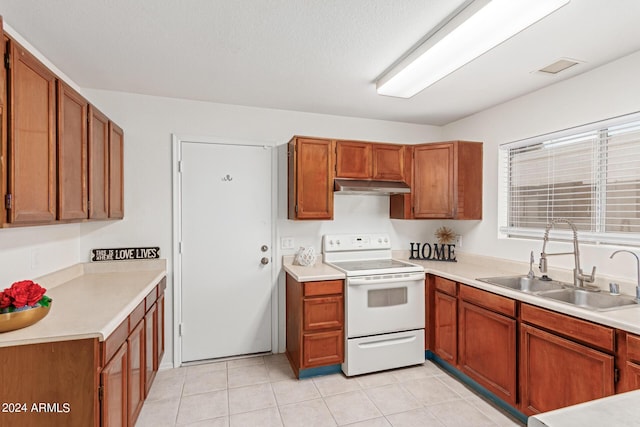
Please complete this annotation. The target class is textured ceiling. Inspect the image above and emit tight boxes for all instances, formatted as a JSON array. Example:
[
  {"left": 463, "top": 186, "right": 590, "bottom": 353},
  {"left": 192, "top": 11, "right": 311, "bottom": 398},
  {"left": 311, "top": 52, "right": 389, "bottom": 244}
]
[{"left": 1, "top": 0, "right": 640, "bottom": 125}]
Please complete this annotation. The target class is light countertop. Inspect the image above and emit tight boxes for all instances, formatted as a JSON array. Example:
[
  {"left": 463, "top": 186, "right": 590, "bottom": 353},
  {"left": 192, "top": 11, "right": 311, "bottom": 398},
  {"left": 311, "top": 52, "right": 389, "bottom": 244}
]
[
  {"left": 0, "top": 259, "right": 167, "bottom": 348},
  {"left": 527, "top": 390, "right": 640, "bottom": 427}
]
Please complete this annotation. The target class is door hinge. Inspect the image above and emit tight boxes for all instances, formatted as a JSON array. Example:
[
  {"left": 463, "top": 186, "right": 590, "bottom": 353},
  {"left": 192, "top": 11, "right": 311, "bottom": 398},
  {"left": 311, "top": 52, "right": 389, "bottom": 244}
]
[
  {"left": 4, "top": 53, "right": 9, "bottom": 70},
  {"left": 178, "top": 160, "right": 182, "bottom": 173},
  {"left": 614, "top": 368, "right": 620, "bottom": 383},
  {"left": 5, "top": 194, "right": 12, "bottom": 210},
  {"left": 295, "top": 204, "right": 298, "bottom": 214},
  {"left": 98, "top": 386, "right": 104, "bottom": 401},
  {"left": 178, "top": 241, "right": 182, "bottom": 254},
  {"left": 179, "top": 323, "right": 184, "bottom": 337}
]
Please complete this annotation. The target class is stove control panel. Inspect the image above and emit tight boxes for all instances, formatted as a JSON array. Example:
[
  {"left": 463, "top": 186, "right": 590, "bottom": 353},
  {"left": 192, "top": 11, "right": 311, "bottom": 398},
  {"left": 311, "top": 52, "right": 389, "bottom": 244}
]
[{"left": 323, "top": 233, "right": 391, "bottom": 252}]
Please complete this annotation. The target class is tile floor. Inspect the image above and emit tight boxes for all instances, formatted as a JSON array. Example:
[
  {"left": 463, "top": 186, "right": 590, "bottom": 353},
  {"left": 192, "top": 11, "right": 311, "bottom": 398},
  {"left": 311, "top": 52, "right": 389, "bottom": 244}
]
[{"left": 135, "top": 354, "right": 525, "bottom": 427}]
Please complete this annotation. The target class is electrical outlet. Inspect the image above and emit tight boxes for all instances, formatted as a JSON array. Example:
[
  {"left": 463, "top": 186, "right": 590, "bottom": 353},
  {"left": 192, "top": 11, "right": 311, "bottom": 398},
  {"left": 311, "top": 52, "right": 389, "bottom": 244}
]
[
  {"left": 455, "top": 235, "right": 462, "bottom": 247},
  {"left": 281, "top": 237, "right": 295, "bottom": 250}
]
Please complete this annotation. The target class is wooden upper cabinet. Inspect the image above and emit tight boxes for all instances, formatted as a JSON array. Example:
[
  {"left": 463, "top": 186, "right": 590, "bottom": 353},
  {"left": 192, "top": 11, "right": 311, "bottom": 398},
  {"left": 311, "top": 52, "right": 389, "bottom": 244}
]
[
  {"left": 57, "top": 81, "right": 88, "bottom": 220},
  {"left": 288, "top": 137, "right": 333, "bottom": 220},
  {"left": 88, "top": 105, "right": 109, "bottom": 219},
  {"left": 392, "top": 140, "right": 482, "bottom": 220},
  {"left": 335, "top": 140, "right": 372, "bottom": 179},
  {"left": 336, "top": 141, "right": 406, "bottom": 182},
  {"left": 372, "top": 143, "right": 405, "bottom": 181},
  {"left": 6, "top": 39, "right": 57, "bottom": 224},
  {"left": 108, "top": 121, "right": 124, "bottom": 219}
]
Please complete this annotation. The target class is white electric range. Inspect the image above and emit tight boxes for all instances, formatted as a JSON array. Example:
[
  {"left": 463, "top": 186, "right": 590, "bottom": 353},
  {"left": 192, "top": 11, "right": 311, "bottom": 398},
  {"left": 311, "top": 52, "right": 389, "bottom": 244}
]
[{"left": 323, "top": 233, "right": 426, "bottom": 376}]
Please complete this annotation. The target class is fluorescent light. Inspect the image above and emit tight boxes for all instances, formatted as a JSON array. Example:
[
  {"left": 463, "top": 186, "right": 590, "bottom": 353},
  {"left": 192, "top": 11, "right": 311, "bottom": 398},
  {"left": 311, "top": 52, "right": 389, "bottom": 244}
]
[{"left": 376, "top": 0, "right": 570, "bottom": 98}]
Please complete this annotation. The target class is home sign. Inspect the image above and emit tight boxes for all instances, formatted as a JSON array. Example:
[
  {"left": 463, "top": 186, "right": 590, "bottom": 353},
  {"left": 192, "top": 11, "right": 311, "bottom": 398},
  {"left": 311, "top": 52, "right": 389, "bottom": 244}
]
[
  {"left": 91, "top": 247, "right": 160, "bottom": 262},
  {"left": 409, "top": 242, "right": 457, "bottom": 262}
]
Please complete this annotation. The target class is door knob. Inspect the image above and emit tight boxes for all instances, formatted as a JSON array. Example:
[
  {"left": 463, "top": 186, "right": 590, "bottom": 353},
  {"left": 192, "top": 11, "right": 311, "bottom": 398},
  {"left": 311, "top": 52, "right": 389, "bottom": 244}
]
[
  {"left": 261, "top": 257, "right": 270, "bottom": 265},
  {"left": 261, "top": 245, "right": 268, "bottom": 252}
]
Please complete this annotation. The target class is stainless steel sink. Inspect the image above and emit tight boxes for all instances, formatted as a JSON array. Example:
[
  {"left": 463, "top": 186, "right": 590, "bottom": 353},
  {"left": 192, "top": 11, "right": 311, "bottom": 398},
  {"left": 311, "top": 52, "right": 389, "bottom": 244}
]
[
  {"left": 540, "top": 288, "right": 639, "bottom": 312},
  {"left": 477, "top": 276, "right": 568, "bottom": 293}
]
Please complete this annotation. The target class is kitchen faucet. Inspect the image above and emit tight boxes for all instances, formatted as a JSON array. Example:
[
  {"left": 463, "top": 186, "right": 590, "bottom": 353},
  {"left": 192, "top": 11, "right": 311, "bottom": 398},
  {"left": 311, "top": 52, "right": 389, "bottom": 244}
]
[
  {"left": 609, "top": 250, "right": 640, "bottom": 301},
  {"left": 539, "top": 218, "right": 596, "bottom": 288}
]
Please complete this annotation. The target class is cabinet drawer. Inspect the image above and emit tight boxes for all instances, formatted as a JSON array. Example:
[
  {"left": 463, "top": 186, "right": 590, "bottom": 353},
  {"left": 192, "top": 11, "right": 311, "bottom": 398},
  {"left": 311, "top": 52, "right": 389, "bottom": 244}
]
[
  {"left": 303, "top": 280, "right": 343, "bottom": 297},
  {"left": 303, "top": 296, "right": 343, "bottom": 331},
  {"left": 145, "top": 287, "right": 157, "bottom": 310},
  {"left": 627, "top": 333, "right": 640, "bottom": 363},
  {"left": 434, "top": 276, "right": 457, "bottom": 296},
  {"left": 103, "top": 317, "right": 129, "bottom": 365},
  {"left": 521, "top": 304, "right": 614, "bottom": 352},
  {"left": 302, "top": 330, "right": 343, "bottom": 368},
  {"left": 129, "top": 300, "right": 146, "bottom": 332},
  {"left": 459, "top": 284, "right": 516, "bottom": 318}
]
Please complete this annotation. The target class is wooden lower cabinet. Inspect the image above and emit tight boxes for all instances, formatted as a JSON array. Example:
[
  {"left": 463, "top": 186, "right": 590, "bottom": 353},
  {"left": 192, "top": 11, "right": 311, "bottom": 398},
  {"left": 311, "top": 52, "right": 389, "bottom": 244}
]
[
  {"left": 102, "top": 342, "right": 128, "bottom": 427},
  {"left": 286, "top": 274, "right": 344, "bottom": 377},
  {"left": 0, "top": 278, "right": 165, "bottom": 427},
  {"left": 519, "top": 323, "right": 614, "bottom": 415},
  {"left": 0, "top": 338, "right": 100, "bottom": 427},
  {"left": 127, "top": 320, "right": 145, "bottom": 426},
  {"left": 433, "top": 290, "right": 457, "bottom": 364},
  {"left": 458, "top": 300, "right": 517, "bottom": 405},
  {"left": 144, "top": 302, "right": 158, "bottom": 395}
]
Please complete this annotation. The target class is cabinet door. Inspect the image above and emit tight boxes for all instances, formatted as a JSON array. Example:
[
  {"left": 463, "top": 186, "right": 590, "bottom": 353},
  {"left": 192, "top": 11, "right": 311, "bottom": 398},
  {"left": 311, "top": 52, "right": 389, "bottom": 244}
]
[
  {"left": 127, "top": 320, "right": 145, "bottom": 426},
  {"left": 413, "top": 143, "right": 454, "bottom": 218},
  {"left": 7, "top": 40, "right": 57, "bottom": 224},
  {"left": 626, "top": 361, "right": 640, "bottom": 391},
  {"left": 335, "top": 141, "right": 371, "bottom": 178},
  {"left": 109, "top": 122, "right": 124, "bottom": 218},
  {"left": 302, "top": 330, "right": 343, "bottom": 368},
  {"left": 372, "top": 143, "right": 405, "bottom": 181},
  {"left": 303, "top": 296, "right": 343, "bottom": 330},
  {"left": 519, "top": 323, "right": 614, "bottom": 416},
  {"left": 458, "top": 301, "right": 516, "bottom": 405},
  {"left": 288, "top": 137, "right": 333, "bottom": 219},
  {"left": 88, "top": 105, "right": 109, "bottom": 219},
  {"left": 57, "top": 81, "right": 88, "bottom": 220},
  {"left": 434, "top": 290, "right": 457, "bottom": 364},
  {"left": 156, "top": 291, "right": 165, "bottom": 367},
  {"left": 144, "top": 303, "right": 157, "bottom": 396},
  {"left": 101, "top": 342, "right": 128, "bottom": 427}
]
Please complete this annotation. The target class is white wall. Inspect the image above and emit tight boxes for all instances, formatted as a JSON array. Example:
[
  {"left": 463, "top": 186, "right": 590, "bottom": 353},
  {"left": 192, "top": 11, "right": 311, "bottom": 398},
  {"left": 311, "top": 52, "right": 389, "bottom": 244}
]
[
  {"left": 80, "top": 89, "right": 444, "bottom": 364},
  {"left": 0, "top": 24, "right": 88, "bottom": 286},
  {"left": 442, "top": 49, "right": 640, "bottom": 287}
]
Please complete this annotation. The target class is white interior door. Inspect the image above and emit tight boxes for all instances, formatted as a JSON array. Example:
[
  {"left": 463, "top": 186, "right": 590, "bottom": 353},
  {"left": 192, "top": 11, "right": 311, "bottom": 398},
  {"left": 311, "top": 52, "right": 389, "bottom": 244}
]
[{"left": 179, "top": 141, "right": 273, "bottom": 363}]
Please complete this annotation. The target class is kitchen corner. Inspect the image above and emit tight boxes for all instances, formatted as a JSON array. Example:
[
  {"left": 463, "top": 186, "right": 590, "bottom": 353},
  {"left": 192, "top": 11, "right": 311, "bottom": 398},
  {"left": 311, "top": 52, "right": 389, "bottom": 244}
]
[{"left": 284, "top": 245, "right": 640, "bottom": 426}]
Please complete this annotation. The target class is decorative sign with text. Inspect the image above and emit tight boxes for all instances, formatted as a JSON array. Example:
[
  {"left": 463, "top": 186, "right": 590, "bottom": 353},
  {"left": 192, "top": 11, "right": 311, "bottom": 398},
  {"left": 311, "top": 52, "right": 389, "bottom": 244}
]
[
  {"left": 91, "top": 247, "right": 160, "bottom": 262},
  {"left": 409, "top": 242, "right": 457, "bottom": 262}
]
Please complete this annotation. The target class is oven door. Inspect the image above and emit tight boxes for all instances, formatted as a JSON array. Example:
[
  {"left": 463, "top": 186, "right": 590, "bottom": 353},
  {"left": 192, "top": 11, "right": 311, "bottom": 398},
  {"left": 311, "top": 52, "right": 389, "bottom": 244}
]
[{"left": 346, "top": 272, "right": 425, "bottom": 338}]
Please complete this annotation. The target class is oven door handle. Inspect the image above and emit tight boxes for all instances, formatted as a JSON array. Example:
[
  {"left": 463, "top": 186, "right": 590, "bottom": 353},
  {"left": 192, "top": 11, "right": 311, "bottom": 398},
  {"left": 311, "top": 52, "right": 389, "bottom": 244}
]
[{"left": 348, "top": 272, "right": 425, "bottom": 286}]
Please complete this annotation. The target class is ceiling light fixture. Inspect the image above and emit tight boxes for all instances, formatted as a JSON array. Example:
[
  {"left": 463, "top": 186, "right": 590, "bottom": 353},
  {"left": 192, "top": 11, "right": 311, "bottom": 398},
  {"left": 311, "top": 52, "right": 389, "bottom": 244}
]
[{"left": 376, "top": 0, "right": 570, "bottom": 98}]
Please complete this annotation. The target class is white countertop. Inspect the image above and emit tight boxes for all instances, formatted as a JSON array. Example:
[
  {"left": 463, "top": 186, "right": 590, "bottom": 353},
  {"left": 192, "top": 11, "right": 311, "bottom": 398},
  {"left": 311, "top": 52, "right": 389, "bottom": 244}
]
[
  {"left": 283, "top": 252, "right": 640, "bottom": 336},
  {"left": 527, "top": 390, "right": 640, "bottom": 427},
  {"left": 0, "top": 259, "right": 167, "bottom": 347}
]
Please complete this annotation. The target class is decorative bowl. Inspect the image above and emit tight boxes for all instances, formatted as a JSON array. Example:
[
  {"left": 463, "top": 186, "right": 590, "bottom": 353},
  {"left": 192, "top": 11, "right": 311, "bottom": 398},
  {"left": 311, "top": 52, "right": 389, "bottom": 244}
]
[{"left": 0, "top": 303, "right": 52, "bottom": 333}]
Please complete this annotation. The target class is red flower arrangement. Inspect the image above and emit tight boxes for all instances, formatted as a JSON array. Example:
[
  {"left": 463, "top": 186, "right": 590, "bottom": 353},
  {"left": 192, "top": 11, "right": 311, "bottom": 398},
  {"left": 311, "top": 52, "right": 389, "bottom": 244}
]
[{"left": 0, "top": 280, "right": 51, "bottom": 314}]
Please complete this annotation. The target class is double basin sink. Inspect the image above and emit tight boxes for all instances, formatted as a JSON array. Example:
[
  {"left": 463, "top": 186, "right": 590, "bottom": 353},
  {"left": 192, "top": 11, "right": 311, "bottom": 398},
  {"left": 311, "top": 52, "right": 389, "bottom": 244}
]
[{"left": 476, "top": 275, "right": 639, "bottom": 312}]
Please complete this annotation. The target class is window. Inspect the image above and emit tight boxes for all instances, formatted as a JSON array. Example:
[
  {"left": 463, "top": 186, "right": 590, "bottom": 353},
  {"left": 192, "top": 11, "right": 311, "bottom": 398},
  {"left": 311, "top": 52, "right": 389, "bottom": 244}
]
[{"left": 500, "top": 112, "right": 640, "bottom": 246}]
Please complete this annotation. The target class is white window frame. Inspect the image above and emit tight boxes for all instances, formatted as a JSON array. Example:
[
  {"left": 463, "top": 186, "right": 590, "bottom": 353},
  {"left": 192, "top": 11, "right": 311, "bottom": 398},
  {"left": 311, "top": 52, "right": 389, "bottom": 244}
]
[{"left": 499, "top": 111, "right": 640, "bottom": 247}]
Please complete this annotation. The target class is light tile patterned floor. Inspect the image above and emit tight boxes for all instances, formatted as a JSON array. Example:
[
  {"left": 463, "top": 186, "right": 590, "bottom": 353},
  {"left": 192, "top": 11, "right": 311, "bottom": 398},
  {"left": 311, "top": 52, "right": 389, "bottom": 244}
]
[{"left": 135, "top": 354, "right": 525, "bottom": 427}]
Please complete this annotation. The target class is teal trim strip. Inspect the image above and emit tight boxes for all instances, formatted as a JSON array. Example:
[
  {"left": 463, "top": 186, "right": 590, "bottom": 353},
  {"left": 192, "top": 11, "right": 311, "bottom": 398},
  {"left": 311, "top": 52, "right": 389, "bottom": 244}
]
[
  {"left": 298, "top": 364, "right": 342, "bottom": 379},
  {"left": 426, "top": 350, "right": 528, "bottom": 425}
]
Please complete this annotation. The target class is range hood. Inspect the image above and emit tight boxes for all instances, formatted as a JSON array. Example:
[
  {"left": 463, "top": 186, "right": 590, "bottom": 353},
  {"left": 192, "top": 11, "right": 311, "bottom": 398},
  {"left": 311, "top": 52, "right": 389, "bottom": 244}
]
[{"left": 334, "top": 179, "right": 411, "bottom": 195}]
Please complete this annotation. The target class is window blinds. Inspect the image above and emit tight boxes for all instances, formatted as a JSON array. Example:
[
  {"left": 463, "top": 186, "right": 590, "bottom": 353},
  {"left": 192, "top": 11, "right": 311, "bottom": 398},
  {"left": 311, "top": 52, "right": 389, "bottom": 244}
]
[{"left": 500, "top": 114, "right": 640, "bottom": 245}]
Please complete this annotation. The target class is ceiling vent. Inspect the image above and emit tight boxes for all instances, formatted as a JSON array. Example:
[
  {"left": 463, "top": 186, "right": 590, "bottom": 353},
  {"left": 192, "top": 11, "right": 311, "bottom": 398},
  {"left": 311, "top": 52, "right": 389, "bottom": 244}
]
[{"left": 537, "top": 58, "right": 582, "bottom": 74}]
